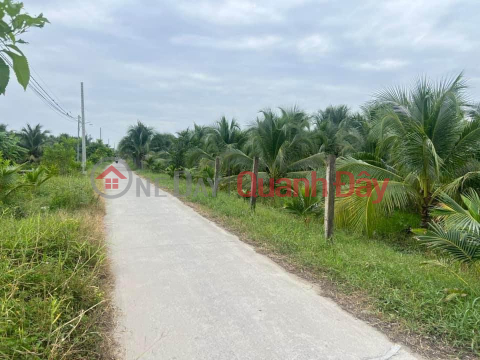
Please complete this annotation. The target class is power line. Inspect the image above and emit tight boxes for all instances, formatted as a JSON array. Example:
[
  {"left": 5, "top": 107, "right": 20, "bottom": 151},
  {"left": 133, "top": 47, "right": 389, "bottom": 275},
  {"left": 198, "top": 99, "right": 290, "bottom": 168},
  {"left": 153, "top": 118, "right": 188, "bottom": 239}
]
[
  {"left": 0, "top": 49, "right": 78, "bottom": 124},
  {"left": 29, "top": 83, "right": 76, "bottom": 123},
  {"left": 30, "top": 76, "right": 73, "bottom": 117},
  {"left": 30, "top": 66, "right": 68, "bottom": 113},
  {"left": 1, "top": 48, "right": 104, "bottom": 137}
]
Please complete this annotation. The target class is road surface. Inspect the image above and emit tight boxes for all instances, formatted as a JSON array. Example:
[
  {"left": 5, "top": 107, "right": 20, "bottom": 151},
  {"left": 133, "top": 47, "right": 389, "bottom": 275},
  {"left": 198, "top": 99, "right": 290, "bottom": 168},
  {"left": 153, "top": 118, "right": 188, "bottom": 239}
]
[{"left": 104, "top": 163, "right": 421, "bottom": 360}]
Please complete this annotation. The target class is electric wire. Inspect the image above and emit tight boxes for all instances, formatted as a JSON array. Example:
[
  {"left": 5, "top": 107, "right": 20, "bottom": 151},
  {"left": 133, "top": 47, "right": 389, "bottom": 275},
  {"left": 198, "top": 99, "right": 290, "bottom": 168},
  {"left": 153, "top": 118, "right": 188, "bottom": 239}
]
[{"left": 0, "top": 49, "right": 78, "bottom": 124}]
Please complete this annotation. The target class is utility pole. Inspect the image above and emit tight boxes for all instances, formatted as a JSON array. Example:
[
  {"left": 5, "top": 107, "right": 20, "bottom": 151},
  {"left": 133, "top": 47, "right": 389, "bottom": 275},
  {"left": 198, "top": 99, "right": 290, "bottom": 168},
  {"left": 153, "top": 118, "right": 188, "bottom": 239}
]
[
  {"left": 81, "top": 82, "right": 86, "bottom": 174},
  {"left": 100, "top": 127, "right": 102, "bottom": 142},
  {"left": 76, "top": 116, "right": 80, "bottom": 162}
]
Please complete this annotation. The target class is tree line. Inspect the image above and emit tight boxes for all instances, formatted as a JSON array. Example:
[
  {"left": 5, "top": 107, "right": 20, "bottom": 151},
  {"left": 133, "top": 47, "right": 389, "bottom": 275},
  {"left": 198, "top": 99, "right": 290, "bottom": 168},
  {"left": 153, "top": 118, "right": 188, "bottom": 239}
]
[
  {"left": 117, "top": 73, "right": 479, "bottom": 263},
  {"left": 0, "top": 123, "right": 114, "bottom": 200}
]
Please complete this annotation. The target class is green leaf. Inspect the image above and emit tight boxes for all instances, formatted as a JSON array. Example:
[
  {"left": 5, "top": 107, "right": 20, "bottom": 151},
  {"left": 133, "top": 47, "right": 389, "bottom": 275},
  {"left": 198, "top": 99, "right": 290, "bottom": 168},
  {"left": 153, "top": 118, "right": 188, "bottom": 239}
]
[
  {"left": 0, "top": 56, "right": 9, "bottom": 95},
  {"left": 0, "top": 19, "right": 11, "bottom": 35},
  {"left": 7, "top": 32, "right": 15, "bottom": 43},
  {"left": 3, "top": 50, "right": 29, "bottom": 90},
  {"left": 4, "top": 1, "right": 23, "bottom": 17},
  {"left": 6, "top": 44, "right": 24, "bottom": 56}
]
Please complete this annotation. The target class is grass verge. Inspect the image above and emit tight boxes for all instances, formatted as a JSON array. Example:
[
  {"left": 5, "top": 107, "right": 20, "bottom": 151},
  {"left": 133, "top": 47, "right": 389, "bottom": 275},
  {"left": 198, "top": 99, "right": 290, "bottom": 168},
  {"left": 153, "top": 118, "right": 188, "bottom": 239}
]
[
  {"left": 138, "top": 170, "right": 480, "bottom": 359},
  {"left": 0, "top": 176, "right": 114, "bottom": 359}
]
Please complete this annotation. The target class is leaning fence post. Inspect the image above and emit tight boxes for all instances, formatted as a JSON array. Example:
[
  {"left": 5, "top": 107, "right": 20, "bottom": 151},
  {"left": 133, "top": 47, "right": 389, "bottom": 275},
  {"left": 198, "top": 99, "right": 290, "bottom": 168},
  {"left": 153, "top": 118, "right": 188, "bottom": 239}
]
[
  {"left": 324, "top": 154, "right": 336, "bottom": 240},
  {"left": 250, "top": 156, "right": 259, "bottom": 211},
  {"left": 213, "top": 156, "right": 220, "bottom": 197}
]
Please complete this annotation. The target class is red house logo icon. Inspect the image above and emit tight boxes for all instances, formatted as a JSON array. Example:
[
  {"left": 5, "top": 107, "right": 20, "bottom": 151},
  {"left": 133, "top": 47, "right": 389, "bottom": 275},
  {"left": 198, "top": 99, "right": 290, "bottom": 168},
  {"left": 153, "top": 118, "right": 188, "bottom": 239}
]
[{"left": 96, "top": 165, "right": 127, "bottom": 190}]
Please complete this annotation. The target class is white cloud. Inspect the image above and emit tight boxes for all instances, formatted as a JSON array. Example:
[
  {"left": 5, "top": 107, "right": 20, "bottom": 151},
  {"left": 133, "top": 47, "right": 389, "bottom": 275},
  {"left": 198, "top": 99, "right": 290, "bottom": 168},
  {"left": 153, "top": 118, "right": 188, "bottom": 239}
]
[
  {"left": 173, "top": 0, "right": 311, "bottom": 25},
  {"left": 343, "top": 0, "right": 476, "bottom": 51},
  {"left": 188, "top": 73, "right": 221, "bottom": 83},
  {"left": 412, "top": 32, "right": 476, "bottom": 52},
  {"left": 171, "top": 34, "right": 283, "bottom": 50},
  {"left": 171, "top": 33, "right": 335, "bottom": 57},
  {"left": 297, "top": 34, "right": 332, "bottom": 55},
  {"left": 348, "top": 59, "right": 409, "bottom": 71},
  {"left": 31, "top": 0, "right": 131, "bottom": 29},
  {"left": 92, "top": 60, "right": 224, "bottom": 94}
]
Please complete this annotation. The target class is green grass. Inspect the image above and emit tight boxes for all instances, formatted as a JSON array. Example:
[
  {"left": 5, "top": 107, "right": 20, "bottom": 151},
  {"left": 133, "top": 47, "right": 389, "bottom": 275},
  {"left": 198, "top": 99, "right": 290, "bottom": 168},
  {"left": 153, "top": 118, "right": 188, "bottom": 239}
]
[
  {"left": 139, "top": 170, "right": 480, "bottom": 357},
  {"left": 0, "top": 176, "right": 111, "bottom": 359}
]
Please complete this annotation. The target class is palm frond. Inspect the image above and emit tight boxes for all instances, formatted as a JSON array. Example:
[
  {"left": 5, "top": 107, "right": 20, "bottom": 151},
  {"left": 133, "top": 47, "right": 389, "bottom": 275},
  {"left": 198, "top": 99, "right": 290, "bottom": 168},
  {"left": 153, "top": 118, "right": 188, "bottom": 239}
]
[
  {"left": 287, "top": 153, "right": 325, "bottom": 172},
  {"left": 414, "top": 223, "right": 480, "bottom": 263},
  {"left": 223, "top": 148, "right": 253, "bottom": 170},
  {"left": 336, "top": 156, "right": 402, "bottom": 181},
  {"left": 433, "top": 190, "right": 480, "bottom": 235}
]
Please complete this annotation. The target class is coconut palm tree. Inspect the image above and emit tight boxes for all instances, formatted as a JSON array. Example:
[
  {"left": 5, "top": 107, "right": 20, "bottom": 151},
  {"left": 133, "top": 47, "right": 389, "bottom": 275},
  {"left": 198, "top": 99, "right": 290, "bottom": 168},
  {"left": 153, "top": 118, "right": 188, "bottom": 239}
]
[
  {"left": 152, "top": 129, "right": 195, "bottom": 170},
  {"left": 19, "top": 123, "right": 49, "bottom": 161},
  {"left": 150, "top": 132, "right": 175, "bottom": 152},
  {"left": 313, "top": 105, "right": 364, "bottom": 239},
  {"left": 118, "top": 121, "right": 154, "bottom": 168},
  {"left": 187, "top": 116, "right": 248, "bottom": 173},
  {"left": 208, "top": 116, "right": 247, "bottom": 149},
  {"left": 225, "top": 107, "right": 324, "bottom": 195},
  {"left": 336, "top": 73, "right": 480, "bottom": 235}
]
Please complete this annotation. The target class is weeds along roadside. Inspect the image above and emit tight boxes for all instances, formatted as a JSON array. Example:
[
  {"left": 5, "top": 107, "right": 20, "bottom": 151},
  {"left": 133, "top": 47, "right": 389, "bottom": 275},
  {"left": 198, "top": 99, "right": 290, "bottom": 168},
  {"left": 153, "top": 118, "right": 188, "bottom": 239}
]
[
  {"left": 136, "top": 170, "right": 480, "bottom": 359},
  {"left": 0, "top": 175, "right": 115, "bottom": 359}
]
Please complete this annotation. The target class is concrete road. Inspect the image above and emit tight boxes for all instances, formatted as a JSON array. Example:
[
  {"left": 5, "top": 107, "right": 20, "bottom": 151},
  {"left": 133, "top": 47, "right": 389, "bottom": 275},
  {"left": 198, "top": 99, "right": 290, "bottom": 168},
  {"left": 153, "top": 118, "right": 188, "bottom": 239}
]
[{"left": 104, "top": 163, "right": 421, "bottom": 360}]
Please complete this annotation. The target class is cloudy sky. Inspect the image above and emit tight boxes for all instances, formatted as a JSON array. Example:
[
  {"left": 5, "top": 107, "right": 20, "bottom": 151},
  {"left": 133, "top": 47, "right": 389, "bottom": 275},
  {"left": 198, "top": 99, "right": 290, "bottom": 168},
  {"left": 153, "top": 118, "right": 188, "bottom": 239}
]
[{"left": 2, "top": 0, "right": 480, "bottom": 146}]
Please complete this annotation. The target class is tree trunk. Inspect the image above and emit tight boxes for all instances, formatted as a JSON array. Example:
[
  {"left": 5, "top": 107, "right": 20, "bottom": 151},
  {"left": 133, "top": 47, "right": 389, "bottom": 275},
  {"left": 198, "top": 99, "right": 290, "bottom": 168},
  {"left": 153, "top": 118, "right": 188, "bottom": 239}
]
[
  {"left": 135, "top": 155, "right": 141, "bottom": 169},
  {"left": 421, "top": 194, "right": 432, "bottom": 228},
  {"left": 324, "top": 154, "right": 336, "bottom": 240}
]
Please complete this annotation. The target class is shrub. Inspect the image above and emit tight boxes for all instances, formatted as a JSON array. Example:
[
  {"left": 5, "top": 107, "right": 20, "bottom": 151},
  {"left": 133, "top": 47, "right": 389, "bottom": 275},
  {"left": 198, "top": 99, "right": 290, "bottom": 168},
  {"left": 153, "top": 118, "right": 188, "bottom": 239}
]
[
  {"left": 283, "top": 183, "right": 323, "bottom": 218},
  {"left": 42, "top": 142, "right": 79, "bottom": 175}
]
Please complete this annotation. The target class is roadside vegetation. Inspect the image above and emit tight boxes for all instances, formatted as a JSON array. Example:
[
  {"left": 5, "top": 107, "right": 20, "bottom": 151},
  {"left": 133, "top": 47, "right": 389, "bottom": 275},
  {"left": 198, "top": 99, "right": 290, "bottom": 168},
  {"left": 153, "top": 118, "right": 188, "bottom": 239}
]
[
  {"left": 0, "top": 123, "right": 115, "bottom": 358},
  {"left": 1, "top": 2, "right": 115, "bottom": 356},
  {"left": 120, "top": 74, "right": 480, "bottom": 357}
]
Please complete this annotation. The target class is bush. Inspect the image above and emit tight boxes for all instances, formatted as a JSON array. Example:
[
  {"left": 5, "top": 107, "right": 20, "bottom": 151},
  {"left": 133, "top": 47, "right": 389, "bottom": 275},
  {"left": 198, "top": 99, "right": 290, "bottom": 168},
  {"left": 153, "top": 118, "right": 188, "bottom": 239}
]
[
  {"left": 42, "top": 142, "right": 79, "bottom": 175},
  {"left": 87, "top": 141, "right": 115, "bottom": 164}
]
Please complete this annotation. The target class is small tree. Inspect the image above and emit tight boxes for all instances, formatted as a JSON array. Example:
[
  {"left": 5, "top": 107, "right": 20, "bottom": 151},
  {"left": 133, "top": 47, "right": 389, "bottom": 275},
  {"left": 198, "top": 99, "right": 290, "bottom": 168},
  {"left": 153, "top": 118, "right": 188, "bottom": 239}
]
[
  {"left": 19, "top": 123, "right": 49, "bottom": 161},
  {"left": 42, "top": 142, "right": 77, "bottom": 175},
  {"left": 118, "top": 121, "right": 154, "bottom": 168},
  {"left": 87, "top": 140, "right": 114, "bottom": 164}
]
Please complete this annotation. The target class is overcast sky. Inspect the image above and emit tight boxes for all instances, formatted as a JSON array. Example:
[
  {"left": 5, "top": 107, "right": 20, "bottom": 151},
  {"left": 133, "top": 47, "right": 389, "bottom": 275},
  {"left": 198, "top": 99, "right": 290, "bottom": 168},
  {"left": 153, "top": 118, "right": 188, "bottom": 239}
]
[{"left": 2, "top": 0, "right": 480, "bottom": 147}]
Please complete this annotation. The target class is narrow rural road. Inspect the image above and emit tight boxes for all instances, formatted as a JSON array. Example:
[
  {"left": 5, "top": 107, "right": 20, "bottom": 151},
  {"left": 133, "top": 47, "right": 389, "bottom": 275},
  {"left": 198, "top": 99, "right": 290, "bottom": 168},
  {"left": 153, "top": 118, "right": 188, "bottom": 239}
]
[{"left": 105, "top": 163, "right": 421, "bottom": 360}]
